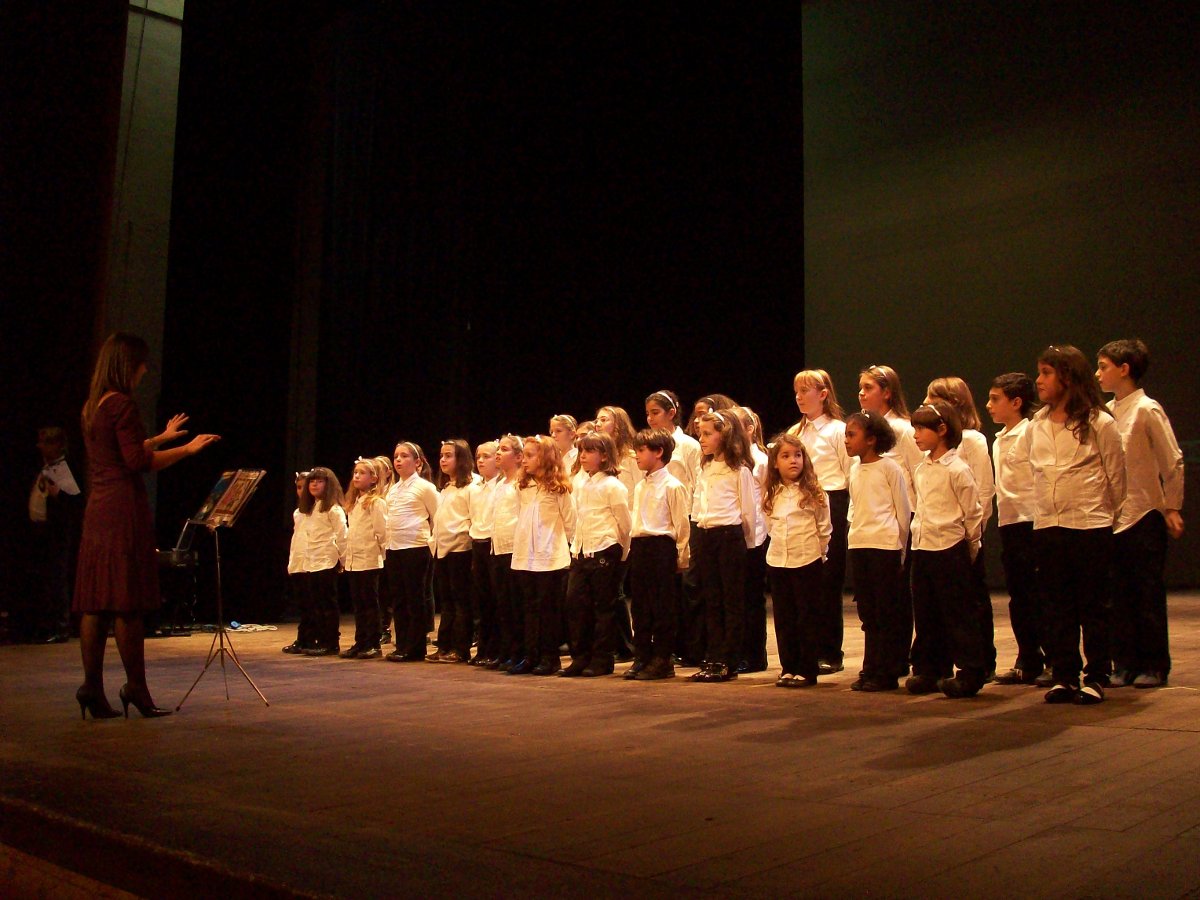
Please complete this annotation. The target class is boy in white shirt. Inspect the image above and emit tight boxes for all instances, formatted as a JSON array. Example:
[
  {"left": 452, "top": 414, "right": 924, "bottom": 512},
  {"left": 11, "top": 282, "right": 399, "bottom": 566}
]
[{"left": 1096, "top": 339, "right": 1185, "bottom": 689}]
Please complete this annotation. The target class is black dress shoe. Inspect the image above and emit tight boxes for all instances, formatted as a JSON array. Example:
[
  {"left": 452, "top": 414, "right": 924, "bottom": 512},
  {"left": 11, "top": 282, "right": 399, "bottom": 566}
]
[
  {"left": 339, "top": 645, "right": 363, "bottom": 659},
  {"left": 506, "top": 657, "right": 533, "bottom": 675},
  {"left": 635, "top": 658, "right": 675, "bottom": 680},
  {"left": 303, "top": 645, "right": 338, "bottom": 657},
  {"left": 624, "top": 660, "right": 647, "bottom": 680},
  {"left": 560, "top": 660, "right": 587, "bottom": 678},
  {"left": 532, "top": 659, "right": 562, "bottom": 676},
  {"left": 282, "top": 642, "right": 304, "bottom": 654},
  {"left": 581, "top": 664, "right": 613, "bottom": 677},
  {"left": 710, "top": 664, "right": 737, "bottom": 682},
  {"left": 817, "top": 659, "right": 844, "bottom": 676},
  {"left": 357, "top": 647, "right": 382, "bottom": 660},
  {"left": 379, "top": 629, "right": 392, "bottom": 645}
]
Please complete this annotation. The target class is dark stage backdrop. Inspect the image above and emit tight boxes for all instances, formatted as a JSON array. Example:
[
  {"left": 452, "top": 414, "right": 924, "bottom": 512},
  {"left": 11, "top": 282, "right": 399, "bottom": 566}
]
[
  {"left": 803, "top": 1, "right": 1200, "bottom": 585},
  {"left": 160, "top": 3, "right": 801, "bottom": 619}
]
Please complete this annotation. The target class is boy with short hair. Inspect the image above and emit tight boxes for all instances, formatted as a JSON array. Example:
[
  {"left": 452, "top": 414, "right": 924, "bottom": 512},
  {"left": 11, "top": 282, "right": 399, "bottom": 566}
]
[
  {"left": 626, "top": 429, "right": 690, "bottom": 680},
  {"left": 986, "top": 373, "right": 1044, "bottom": 686},
  {"left": 1096, "top": 339, "right": 1185, "bottom": 689}
]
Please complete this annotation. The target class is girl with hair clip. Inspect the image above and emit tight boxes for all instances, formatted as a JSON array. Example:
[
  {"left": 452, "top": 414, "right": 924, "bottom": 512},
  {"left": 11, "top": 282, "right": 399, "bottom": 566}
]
[
  {"left": 369, "top": 455, "right": 396, "bottom": 645},
  {"left": 645, "top": 389, "right": 702, "bottom": 501},
  {"left": 762, "top": 433, "right": 831, "bottom": 687},
  {"left": 925, "top": 376, "right": 998, "bottom": 680},
  {"left": 383, "top": 442, "right": 440, "bottom": 662},
  {"left": 508, "top": 435, "right": 576, "bottom": 676},
  {"left": 339, "top": 459, "right": 388, "bottom": 659},
  {"left": 466, "top": 441, "right": 501, "bottom": 665},
  {"left": 858, "top": 365, "right": 922, "bottom": 499},
  {"left": 594, "top": 405, "right": 639, "bottom": 660},
  {"left": 844, "top": 411, "right": 911, "bottom": 691},
  {"left": 1009, "top": 345, "right": 1125, "bottom": 705},
  {"left": 549, "top": 415, "right": 579, "bottom": 478},
  {"left": 288, "top": 467, "right": 348, "bottom": 657},
  {"left": 733, "top": 406, "right": 771, "bottom": 674},
  {"left": 563, "top": 431, "right": 632, "bottom": 677},
  {"left": 490, "top": 434, "right": 525, "bottom": 670},
  {"left": 906, "top": 402, "right": 986, "bottom": 698},
  {"left": 428, "top": 439, "right": 481, "bottom": 664},
  {"left": 788, "top": 369, "right": 853, "bottom": 676},
  {"left": 687, "top": 393, "right": 737, "bottom": 440},
  {"left": 690, "top": 410, "right": 757, "bottom": 682}
]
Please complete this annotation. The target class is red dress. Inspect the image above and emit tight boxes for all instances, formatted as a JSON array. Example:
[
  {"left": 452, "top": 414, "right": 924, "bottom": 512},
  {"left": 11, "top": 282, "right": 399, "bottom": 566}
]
[{"left": 73, "top": 393, "right": 160, "bottom": 614}]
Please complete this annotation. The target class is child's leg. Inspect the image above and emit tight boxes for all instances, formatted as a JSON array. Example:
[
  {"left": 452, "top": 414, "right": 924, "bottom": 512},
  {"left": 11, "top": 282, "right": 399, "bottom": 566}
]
[
  {"left": 490, "top": 553, "right": 518, "bottom": 662},
  {"left": 470, "top": 540, "right": 496, "bottom": 660},
  {"left": 393, "top": 548, "right": 430, "bottom": 658},
  {"left": 970, "top": 544, "right": 996, "bottom": 675},
  {"left": 1036, "top": 527, "right": 1083, "bottom": 687},
  {"left": 1132, "top": 511, "right": 1171, "bottom": 679},
  {"left": 588, "top": 545, "right": 624, "bottom": 671},
  {"left": 768, "top": 564, "right": 799, "bottom": 676},
  {"left": 998, "top": 522, "right": 1042, "bottom": 677},
  {"left": 564, "top": 559, "right": 595, "bottom": 666},
  {"left": 817, "top": 488, "right": 849, "bottom": 668},
  {"left": 935, "top": 543, "right": 987, "bottom": 689},
  {"left": 714, "top": 526, "right": 747, "bottom": 673},
  {"left": 1074, "top": 528, "right": 1113, "bottom": 685},
  {"left": 909, "top": 551, "right": 950, "bottom": 681},
  {"left": 794, "top": 558, "right": 824, "bottom": 680},
  {"left": 628, "top": 539, "right": 654, "bottom": 664},
  {"left": 742, "top": 541, "right": 769, "bottom": 671},
  {"left": 677, "top": 521, "right": 706, "bottom": 664},
  {"left": 447, "top": 550, "right": 474, "bottom": 659}
]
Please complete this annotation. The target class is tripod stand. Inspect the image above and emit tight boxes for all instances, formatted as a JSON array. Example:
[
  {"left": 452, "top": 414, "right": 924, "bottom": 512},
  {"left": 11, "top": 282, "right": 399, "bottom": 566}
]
[{"left": 176, "top": 525, "right": 269, "bottom": 709}]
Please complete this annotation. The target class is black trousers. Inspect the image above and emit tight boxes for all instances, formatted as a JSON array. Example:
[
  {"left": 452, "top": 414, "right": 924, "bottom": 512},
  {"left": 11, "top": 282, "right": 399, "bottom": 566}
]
[
  {"left": 971, "top": 539, "right": 996, "bottom": 672},
  {"left": 629, "top": 535, "right": 678, "bottom": 663},
  {"left": 385, "top": 547, "right": 431, "bottom": 658},
  {"left": 696, "top": 524, "right": 746, "bottom": 668},
  {"left": 514, "top": 568, "right": 567, "bottom": 663},
  {"left": 565, "top": 544, "right": 624, "bottom": 667},
  {"left": 742, "top": 540, "right": 769, "bottom": 669},
  {"left": 1036, "top": 526, "right": 1112, "bottom": 686},
  {"left": 470, "top": 539, "right": 498, "bottom": 659},
  {"left": 490, "top": 552, "right": 520, "bottom": 662},
  {"left": 910, "top": 542, "right": 985, "bottom": 684},
  {"left": 346, "top": 569, "right": 381, "bottom": 650},
  {"left": 850, "top": 548, "right": 910, "bottom": 681},
  {"left": 677, "top": 520, "right": 706, "bottom": 663},
  {"left": 295, "top": 566, "right": 339, "bottom": 649},
  {"left": 769, "top": 559, "right": 823, "bottom": 678},
  {"left": 998, "top": 522, "right": 1042, "bottom": 671},
  {"left": 1113, "top": 511, "right": 1170, "bottom": 676},
  {"left": 434, "top": 550, "right": 473, "bottom": 657},
  {"left": 817, "top": 488, "right": 849, "bottom": 664}
]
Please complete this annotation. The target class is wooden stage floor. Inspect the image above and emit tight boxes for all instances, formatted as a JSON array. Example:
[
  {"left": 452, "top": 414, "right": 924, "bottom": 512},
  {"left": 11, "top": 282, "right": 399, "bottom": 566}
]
[{"left": 3, "top": 594, "right": 1200, "bottom": 899}]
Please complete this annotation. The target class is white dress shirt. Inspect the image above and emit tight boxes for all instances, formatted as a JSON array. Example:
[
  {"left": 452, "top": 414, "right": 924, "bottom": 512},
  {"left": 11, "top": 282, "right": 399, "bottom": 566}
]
[
  {"left": 694, "top": 460, "right": 757, "bottom": 548},
  {"left": 571, "top": 471, "right": 631, "bottom": 558},
  {"left": 431, "top": 475, "right": 481, "bottom": 558},
  {"left": 385, "top": 473, "right": 440, "bottom": 551},
  {"left": 467, "top": 474, "right": 501, "bottom": 540},
  {"left": 617, "top": 452, "right": 640, "bottom": 499},
  {"left": 344, "top": 498, "right": 387, "bottom": 571},
  {"left": 1109, "top": 389, "right": 1185, "bottom": 533},
  {"left": 884, "top": 410, "right": 921, "bottom": 505},
  {"left": 511, "top": 485, "right": 577, "bottom": 572},
  {"left": 748, "top": 445, "right": 768, "bottom": 547},
  {"left": 847, "top": 456, "right": 911, "bottom": 551},
  {"left": 992, "top": 419, "right": 1035, "bottom": 527},
  {"left": 958, "top": 429, "right": 997, "bottom": 529},
  {"left": 561, "top": 446, "right": 578, "bottom": 478},
  {"left": 791, "top": 415, "right": 852, "bottom": 491},
  {"left": 911, "top": 448, "right": 982, "bottom": 552},
  {"left": 287, "top": 504, "right": 348, "bottom": 573},
  {"left": 764, "top": 484, "right": 832, "bottom": 568},
  {"left": 630, "top": 466, "right": 691, "bottom": 568},
  {"left": 1007, "top": 407, "right": 1126, "bottom": 530},
  {"left": 489, "top": 474, "right": 521, "bottom": 556},
  {"left": 668, "top": 427, "right": 702, "bottom": 500}
]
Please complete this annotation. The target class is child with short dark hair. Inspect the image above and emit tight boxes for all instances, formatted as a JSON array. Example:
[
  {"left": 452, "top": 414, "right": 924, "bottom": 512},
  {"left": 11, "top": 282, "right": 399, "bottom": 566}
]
[
  {"left": 626, "top": 428, "right": 690, "bottom": 680},
  {"left": 906, "top": 402, "right": 986, "bottom": 698},
  {"left": 1096, "top": 339, "right": 1184, "bottom": 689},
  {"left": 987, "top": 373, "right": 1043, "bottom": 685},
  {"left": 844, "top": 411, "right": 911, "bottom": 691}
]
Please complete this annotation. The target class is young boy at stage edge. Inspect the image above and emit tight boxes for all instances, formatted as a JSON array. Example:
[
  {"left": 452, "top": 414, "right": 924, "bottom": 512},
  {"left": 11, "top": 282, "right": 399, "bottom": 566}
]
[
  {"left": 1096, "top": 339, "right": 1185, "bottom": 689},
  {"left": 626, "top": 428, "right": 690, "bottom": 680}
]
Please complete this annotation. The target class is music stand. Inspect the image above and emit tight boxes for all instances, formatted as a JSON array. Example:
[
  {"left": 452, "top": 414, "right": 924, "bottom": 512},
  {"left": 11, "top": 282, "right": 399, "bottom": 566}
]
[{"left": 176, "top": 468, "right": 270, "bottom": 709}]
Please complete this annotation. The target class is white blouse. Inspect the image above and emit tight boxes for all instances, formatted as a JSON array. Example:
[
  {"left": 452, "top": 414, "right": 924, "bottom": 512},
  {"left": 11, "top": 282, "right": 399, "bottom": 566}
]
[
  {"left": 911, "top": 449, "right": 982, "bottom": 552},
  {"left": 511, "top": 485, "right": 577, "bottom": 572},
  {"left": 847, "top": 456, "right": 911, "bottom": 552},
  {"left": 385, "top": 473, "right": 439, "bottom": 551},
  {"left": 571, "top": 471, "right": 631, "bottom": 558},
  {"left": 431, "top": 475, "right": 481, "bottom": 558},
  {"left": 489, "top": 474, "right": 521, "bottom": 556},
  {"left": 630, "top": 467, "right": 691, "bottom": 568},
  {"left": 791, "top": 415, "right": 852, "bottom": 492},
  {"left": 287, "top": 504, "right": 348, "bottom": 574},
  {"left": 1110, "top": 389, "right": 1185, "bottom": 533},
  {"left": 993, "top": 419, "right": 1036, "bottom": 527},
  {"left": 694, "top": 460, "right": 757, "bottom": 548},
  {"left": 764, "top": 484, "right": 831, "bottom": 568},
  {"left": 344, "top": 499, "right": 387, "bottom": 572}
]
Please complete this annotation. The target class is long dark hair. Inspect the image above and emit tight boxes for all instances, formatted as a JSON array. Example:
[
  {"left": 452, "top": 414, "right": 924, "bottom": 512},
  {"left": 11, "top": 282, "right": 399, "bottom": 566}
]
[{"left": 1038, "top": 344, "right": 1110, "bottom": 443}]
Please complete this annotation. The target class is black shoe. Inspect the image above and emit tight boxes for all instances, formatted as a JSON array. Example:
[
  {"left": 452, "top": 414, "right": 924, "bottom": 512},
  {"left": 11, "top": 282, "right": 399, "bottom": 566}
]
[
  {"left": 385, "top": 650, "right": 406, "bottom": 662},
  {"left": 624, "top": 660, "right": 647, "bottom": 680},
  {"left": 507, "top": 657, "right": 534, "bottom": 675},
  {"left": 282, "top": 642, "right": 304, "bottom": 654},
  {"left": 1034, "top": 667, "right": 1055, "bottom": 688},
  {"left": 795, "top": 674, "right": 819, "bottom": 687},
  {"left": 339, "top": 645, "right": 363, "bottom": 659},
  {"left": 905, "top": 674, "right": 939, "bottom": 695},
  {"left": 532, "top": 658, "right": 562, "bottom": 676},
  {"left": 817, "top": 659, "right": 844, "bottom": 676},
  {"left": 636, "top": 658, "right": 675, "bottom": 680},
  {"left": 76, "top": 685, "right": 120, "bottom": 720},
  {"left": 994, "top": 665, "right": 1042, "bottom": 685},
  {"left": 937, "top": 676, "right": 979, "bottom": 698},
  {"left": 380, "top": 629, "right": 392, "bottom": 645},
  {"left": 1044, "top": 682, "right": 1079, "bottom": 704},
  {"left": 496, "top": 658, "right": 513, "bottom": 672},
  {"left": 303, "top": 644, "right": 338, "bottom": 657},
  {"left": 560, "top": 660, "right": 588, "bottom": 678},
  {"left": 1077, "top": 679, "right": 1105, "bottom": 705},
  {"left": 689, "top": 663, "right": 714, "bottom": 682},
  {"left": 119, "top": 684, "right": 171, "bottom": 718},
  {"left": 357, "top": 647, "right": 382, "bottom": 660},
  {"left": 581, "top": 663, "right": 613, "bottom": 678},
  {"left": 860, "top": 677, "right": 898, "bottom": 693},
  {"left": 45, "top": 632, "right": 70, "bottom": 644}
]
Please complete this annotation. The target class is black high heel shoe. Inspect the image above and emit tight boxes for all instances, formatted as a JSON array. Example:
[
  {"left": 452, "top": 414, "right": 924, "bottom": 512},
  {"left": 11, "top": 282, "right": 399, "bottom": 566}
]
[
  {"left": 76, "top": 685, "right": 121, "bottom": 720},
  {"left": 119, "top": 684, "right": 172, "bottom": 718}
]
